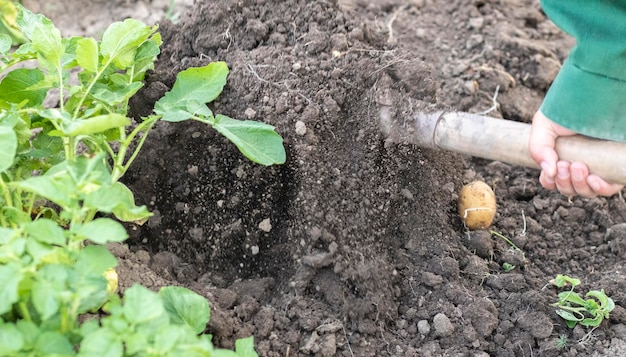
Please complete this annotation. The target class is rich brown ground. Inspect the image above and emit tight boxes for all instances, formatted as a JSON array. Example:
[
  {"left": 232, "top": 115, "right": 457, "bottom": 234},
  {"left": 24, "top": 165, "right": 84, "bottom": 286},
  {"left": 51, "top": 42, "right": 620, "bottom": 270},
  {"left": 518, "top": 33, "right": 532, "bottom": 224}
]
[{"left": 30, "top": 0, "right": 626, "bottom": 356}]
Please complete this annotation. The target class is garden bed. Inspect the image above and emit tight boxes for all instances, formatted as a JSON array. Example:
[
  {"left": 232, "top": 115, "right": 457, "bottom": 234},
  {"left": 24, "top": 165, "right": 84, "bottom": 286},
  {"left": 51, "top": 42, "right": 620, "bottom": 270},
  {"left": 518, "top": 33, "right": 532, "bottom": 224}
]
[{"left": 29, "top": 0, "right": 626, "bottom": 356}]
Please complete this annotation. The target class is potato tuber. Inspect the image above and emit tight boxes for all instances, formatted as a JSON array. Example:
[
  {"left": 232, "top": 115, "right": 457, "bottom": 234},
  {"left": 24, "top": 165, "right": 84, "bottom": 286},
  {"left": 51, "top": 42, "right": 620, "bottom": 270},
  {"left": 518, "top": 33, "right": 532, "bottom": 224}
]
[{"left": 458, "top": 180, "right": 496, "bottom": 230}]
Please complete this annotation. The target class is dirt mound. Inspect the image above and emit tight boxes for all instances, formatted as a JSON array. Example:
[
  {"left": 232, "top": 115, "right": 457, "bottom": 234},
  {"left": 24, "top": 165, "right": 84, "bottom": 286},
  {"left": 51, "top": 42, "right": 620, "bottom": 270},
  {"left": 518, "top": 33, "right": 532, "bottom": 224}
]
[{"left": 118, "top": 0, "right": 626, "bottom": 356}]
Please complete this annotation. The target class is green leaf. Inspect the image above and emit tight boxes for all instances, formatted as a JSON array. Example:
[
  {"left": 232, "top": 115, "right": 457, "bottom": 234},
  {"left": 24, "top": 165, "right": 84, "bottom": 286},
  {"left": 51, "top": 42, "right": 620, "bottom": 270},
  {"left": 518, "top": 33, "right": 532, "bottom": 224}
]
[
  {"left": 90, "top": 81, "right": 143, "bottom": 105},
  {"left": 61, "top": 35, "right": 79, "bottom": 67},
  {"left": 83, "top": 182, "right": 152, "bottom": 223},
  {"left": 154, "top": 62, "right": 228, "bottom": 120},
  {"left": 109, "top": 184, "right": 152, "bottom": 223},
  {"left": 100, "top": 19, "right": 153, "bottom": 69},
  {"left": 159, "top": 286, "right": 210, "bottom": 334},
  {"left": 62, "top": 113, "right": 130, "bottom": 136},
  {"left": 23, "top": 218, "right": 66, "bottom": 245},
  {"left": 555, "top": 309, "right": 582, "bottom": 323},
  {"left": 65, "top": 154, "right": 112, "bottom": 189},
  {"left": 16, "top": 320, "right": 39, "bottom": 348},
  {"left": 0, "top": 68, "right": 46, "bottom": 106},
  {"left": 553, "top": 274, "right": 580, "bottom": 288},
  {"left": 235, "top": 336, "right": 258, "bottom": 357},
  {"left": 16, "top": 173, "right": 74, "bottom": 209},
  {"left": 587, "top": 290, "right": 615, "bottom": 312},
  {"left": 16, "top": 7, "right": 63, "bottom": 68},
  {"left": 84, "top": 181, "right": 146, "bottom": 212},
  {"left": 26, "top": 239, "right": 57, "bottom": 265},
  {"left": 83, "top": 182, "right": 130, "bottom": 212},
  {"left": 0, "top": 0, "right": 27, "bottom": 45},
  {"left": 0, "top": 33, "right": 11, "bottom": 53},
  {"left": 76, "top": 37, "right": 99, "bottom": 72},
  {"left": 79, "top": 319, "right": 101, "bottom": 337},
  {"left": 113, "top": 205, "right": 152, "bottom": 224},
  {"left": 31, "top": 129, "right": 64, "bottom": 155},
  {"left": 123, "top": 284, "right": 167, "bottom": 325},
  {"left": 32, "top": 278, "right": 60, "bottom": 320},
  {"left": 605, "top": 296, "right": 615, "bottom": 312},
  {"left": 39, "top": 263, "right": 69, "bottom": 283},
  {"left": 558, "top": 291, "right": 587, "bottom": 306},
  {"left": 0, "top": 125, "right": 17, "bottom": 172},
  {"left": 131, "top": 36, "right": 161, "bottom": 80},
  {"left": 78, "top": 328, "right": 123, "bottom": 357},
  {"left": 565, "top": 319, "right": 577, "bottom": 329},
  {"left": 74, "top": 218, "right": 129, "bottom": 244},
  {"left": 0, "top": 227, "right": 16, "bottom": 244},
  {"left": 158, "top": 108, "right": 196, "bottom": 123},
  {"left": 211, "top": 114, "right": 286, "bottom": 165},
  {"left": 35, "top": 331, "right": 74, "bottom": 356},
  {"left": 581, "top": 315, "right": 603, "bottom": 327},
  {"left": 125, "top": 332, "right": 149, "bottom": 355},
  {"left": 75, "top": 245, "right": 117, "bottom": 275},
  {"left": 72, "top": 247, "right": 115, "bottom": 312},
  {"left": 38, "top": 107, "right": 71, "bottom": 124},
  {"left": 0, "top": 323, "right": 24, "bottom": 355},
  {"left": 0, "top": 263, "right": 23, "bottom": 314},
  {"left": 186, "top": 100, "right": 213, "bottom": 118},
  {"left": 0, "top": 235, "right": 26, "bottom": 262},
  {"left": 151, "top": 325, "right": 186, "bottom": 354}
]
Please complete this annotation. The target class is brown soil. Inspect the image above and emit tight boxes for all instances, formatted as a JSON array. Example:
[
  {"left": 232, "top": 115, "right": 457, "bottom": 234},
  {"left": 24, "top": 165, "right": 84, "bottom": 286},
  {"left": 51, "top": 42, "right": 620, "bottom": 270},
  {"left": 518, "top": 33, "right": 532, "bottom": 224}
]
[{"left": 30, "top": 0, "right": 626, "bottom": 356}]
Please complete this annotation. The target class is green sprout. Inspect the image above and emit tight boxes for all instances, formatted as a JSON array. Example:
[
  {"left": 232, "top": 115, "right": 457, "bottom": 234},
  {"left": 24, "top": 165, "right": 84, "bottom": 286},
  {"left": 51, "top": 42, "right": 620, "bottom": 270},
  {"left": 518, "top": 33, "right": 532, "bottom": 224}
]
[
  {"left": 490, "top": 230, "right": 521, "bottom": 251},
  {"left": 165, "top": 0, "right": 182, "bottom": 23},
  {"left": 502, "top": 262, "right": 515, "bottom": 272},
  {"left": 551, "top": 274, "right": 615, "bottom": 328}
]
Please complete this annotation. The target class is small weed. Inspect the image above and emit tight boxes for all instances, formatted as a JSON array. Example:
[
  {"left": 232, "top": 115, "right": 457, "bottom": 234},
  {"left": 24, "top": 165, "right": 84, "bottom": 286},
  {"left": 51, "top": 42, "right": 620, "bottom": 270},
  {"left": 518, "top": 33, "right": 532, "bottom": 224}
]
[
  {"left": 490, "top": 230, "right": 521, "bottom": 251},
  {"left": 550, "top": 274, "right": 615, "bottom": 328},
  {"left": 165, "top": 0, "right": 181, "bottom": 24},
  {"left": 502, "top": 262, "right": 515, "bottom": 272},
  {"left": 556, "top": 334, "right": 569, "bottom": 349}
]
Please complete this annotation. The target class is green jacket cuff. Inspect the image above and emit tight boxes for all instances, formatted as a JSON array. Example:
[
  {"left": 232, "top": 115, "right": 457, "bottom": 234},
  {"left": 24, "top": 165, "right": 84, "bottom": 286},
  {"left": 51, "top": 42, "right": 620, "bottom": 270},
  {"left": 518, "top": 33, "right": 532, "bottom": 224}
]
[
  {"left": 540, "top": 59, "right": 626, "bottom": 142},
  {"left": 540, "top": 0, "right": 626, "bottom": 141}
]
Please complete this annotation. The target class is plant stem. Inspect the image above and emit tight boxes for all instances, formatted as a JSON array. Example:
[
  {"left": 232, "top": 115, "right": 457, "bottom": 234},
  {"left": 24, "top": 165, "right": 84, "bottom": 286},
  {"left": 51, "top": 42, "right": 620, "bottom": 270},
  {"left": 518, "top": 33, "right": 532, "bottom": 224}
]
[
  {"left": 57, "top": 62, "right": 64, "bottom": 112},
  {"left": 0, "top": 179, "right": 19, "bottom": 228},
  {"left": 60, "top": 306, "right": 69, "bottom": 333},
  {"left": 72, "top": 56, "right": 115, "bottom": 120},
  {"left": 18, "top": 302, "right": 32, "bottom": 321},
  {"left": 490, "top": 230, "right": 521, "bottom": 251},
  {"left": 111, "top": 116, "right": 158, "bottom": 182},
  {"left": 0, "top": 178, "right": 13, "bottom": 208}
]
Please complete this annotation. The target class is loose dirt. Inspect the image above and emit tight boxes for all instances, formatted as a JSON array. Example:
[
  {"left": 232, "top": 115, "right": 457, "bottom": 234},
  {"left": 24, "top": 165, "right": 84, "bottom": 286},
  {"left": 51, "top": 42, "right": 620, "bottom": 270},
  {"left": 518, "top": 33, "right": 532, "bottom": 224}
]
[{"left": 28, "top": 0, "right": 626, "bottom": 356}]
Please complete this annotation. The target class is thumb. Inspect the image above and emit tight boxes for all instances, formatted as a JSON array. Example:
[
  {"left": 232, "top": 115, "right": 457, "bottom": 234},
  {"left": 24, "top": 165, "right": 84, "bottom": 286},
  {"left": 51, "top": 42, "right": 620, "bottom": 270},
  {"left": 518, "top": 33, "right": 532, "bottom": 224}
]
[{"left": 529, "top": 111, "right": 575, "bottom": 178}]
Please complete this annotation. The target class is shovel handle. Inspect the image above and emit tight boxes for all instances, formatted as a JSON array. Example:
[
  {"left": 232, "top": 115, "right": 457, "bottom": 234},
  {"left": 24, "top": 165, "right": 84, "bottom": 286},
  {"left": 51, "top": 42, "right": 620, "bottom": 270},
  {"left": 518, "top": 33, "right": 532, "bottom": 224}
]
[{"left": 411, "top": 112, "right": 626, "bottom": 186}]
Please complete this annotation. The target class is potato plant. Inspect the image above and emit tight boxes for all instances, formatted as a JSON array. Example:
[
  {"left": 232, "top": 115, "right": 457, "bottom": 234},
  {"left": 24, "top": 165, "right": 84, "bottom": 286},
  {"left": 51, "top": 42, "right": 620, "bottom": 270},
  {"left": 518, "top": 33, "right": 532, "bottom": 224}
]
[
  {"left": 551, "top": 274, "right": 615, "bottom": 329},
  {"left": 0, "top": 5, "right": 285, "bottom": 356}
]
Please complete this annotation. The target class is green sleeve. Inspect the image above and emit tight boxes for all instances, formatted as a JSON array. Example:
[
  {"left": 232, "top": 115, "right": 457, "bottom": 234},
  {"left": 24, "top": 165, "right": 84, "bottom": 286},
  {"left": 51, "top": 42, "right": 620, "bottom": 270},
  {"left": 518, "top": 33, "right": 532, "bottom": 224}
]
[{"left": 540, "top": 0, "right": 626, "bottom": 141}]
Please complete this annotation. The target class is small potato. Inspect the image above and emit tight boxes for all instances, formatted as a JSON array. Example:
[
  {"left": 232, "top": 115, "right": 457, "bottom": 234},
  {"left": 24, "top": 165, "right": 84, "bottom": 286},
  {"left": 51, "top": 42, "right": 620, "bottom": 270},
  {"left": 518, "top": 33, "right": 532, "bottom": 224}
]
[
  {"left": 458, "top": 180, "right": 496, "bottom": 230},
  {"left": 104, "top": 268, "right": 119, "bottom": 295}
]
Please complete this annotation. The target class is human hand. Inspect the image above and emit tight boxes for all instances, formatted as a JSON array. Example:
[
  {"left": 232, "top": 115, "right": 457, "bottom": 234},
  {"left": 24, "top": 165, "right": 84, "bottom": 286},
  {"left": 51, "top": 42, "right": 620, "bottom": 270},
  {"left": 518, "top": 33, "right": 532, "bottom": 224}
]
[{"left": 528, "top": 111, "right": 624, "bottom": 198}]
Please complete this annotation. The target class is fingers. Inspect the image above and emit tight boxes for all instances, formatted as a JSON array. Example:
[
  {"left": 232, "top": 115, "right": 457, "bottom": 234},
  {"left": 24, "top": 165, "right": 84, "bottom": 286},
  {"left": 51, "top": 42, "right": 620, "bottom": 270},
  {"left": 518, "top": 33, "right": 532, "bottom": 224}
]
[
  {"left": 529, "top": 112, "right": 559, "bottom": 179},
  {"left": 529, "top": 111, "right": 623, "bottom": 198},
  {"left": 529, "top": 111, "right": 575, "bottom": 184},
  {"left": 551, "top": 161, "right": 624, "bottom": 198},
  {"left": 586, "top": 174, "right": 624, "bottom": 197},
  {"left": 554, "top": 161, "right": 592, "bottom": 198},
  {"left": 539, "top": 166, "right": 556, "bottom": 190},
  {"left": 537, "top": 147, "right": 558, "bottom": 184}
]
